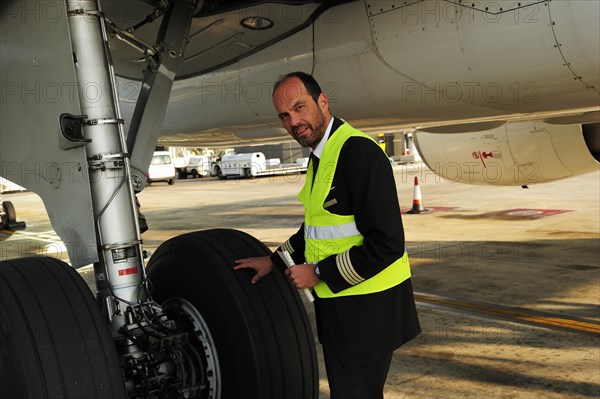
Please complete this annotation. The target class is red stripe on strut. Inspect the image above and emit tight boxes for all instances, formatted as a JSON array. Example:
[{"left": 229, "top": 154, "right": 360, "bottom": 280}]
[{"left": 118, "top": 267, "right": 139, "bottom": 276}]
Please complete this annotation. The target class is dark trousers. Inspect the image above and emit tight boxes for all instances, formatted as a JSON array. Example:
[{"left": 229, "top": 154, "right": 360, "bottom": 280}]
[{"left": 323, "top": 344, "right": 394, "bottom": 399}]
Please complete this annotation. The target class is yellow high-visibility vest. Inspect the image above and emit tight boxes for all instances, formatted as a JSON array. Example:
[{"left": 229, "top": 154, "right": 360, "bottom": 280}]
[{"left": 298, "top": 122, "right": 411, "bottom": 298}]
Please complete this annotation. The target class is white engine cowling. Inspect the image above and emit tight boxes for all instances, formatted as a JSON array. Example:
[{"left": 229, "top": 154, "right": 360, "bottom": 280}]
[{"left": 413, "top": 121, "right": 599, "bottom": 186}]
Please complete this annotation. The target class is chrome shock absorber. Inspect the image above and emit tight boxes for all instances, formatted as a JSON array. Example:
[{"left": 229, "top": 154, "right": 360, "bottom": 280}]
[
  {"left": 66, "top": 1, "right": 220, "bottom": 397},
  {"left": 66, "top": 0, "right": 149, "bottom": 332}
]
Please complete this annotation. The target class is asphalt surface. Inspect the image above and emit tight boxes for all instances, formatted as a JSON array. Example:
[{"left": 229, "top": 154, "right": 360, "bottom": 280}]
[{"left": 1, "top": 164, "right": 598, "bottom": 398}]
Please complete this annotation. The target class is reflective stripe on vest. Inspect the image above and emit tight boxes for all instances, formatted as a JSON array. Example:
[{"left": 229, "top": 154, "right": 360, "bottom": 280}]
[
  {"left": 305, "top": 221, "right": 360, "bottom": 240},
  {"left": 298, "top": 122, "right": 411, "bottom": 298}
]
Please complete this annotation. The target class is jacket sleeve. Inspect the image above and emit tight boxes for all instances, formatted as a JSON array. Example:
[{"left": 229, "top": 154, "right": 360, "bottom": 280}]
[
  {"left": 317, "top": 137, "right": 407, "bottom": 293},
  {"left": 269, "top": 223, "right": 306, "bottom": 271}
]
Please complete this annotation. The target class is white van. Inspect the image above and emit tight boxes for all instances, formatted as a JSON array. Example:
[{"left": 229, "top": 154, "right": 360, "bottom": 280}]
[{"left": 147, "top": 151, "right": 176, "bottom": 185}]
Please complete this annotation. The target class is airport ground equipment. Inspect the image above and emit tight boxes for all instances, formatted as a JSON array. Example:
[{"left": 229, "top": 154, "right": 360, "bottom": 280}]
[
  {"left": 0, "top": 1, "right": 318, "bottom": 398},
  {"left": 0, "top": 186, "right": 26, "bottom": 231},
  {"left": 0, "top": 199, "right": 26, "bottom": 231},
  {"left": 212, "top": 152, "right": 308, "bottom": 179},
  {"left": 147, "top": 151, "right": 177, "bottom": 185},
  {"left": 168, "top": 147, "right": 215, "bottom": 179},
  {"left": 183, "top": 154, "right": 213, "bottom": 178}
]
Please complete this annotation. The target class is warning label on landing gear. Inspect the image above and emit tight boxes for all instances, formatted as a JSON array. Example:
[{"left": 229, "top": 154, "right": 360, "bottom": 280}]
[{"left": 118, "top": 267, "right": 139, "bottom": 276}]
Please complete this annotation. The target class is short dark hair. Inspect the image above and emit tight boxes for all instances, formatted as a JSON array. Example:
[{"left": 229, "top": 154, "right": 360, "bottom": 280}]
[{"left": 272, "top": 71, "right": 323, "bottom": 103}]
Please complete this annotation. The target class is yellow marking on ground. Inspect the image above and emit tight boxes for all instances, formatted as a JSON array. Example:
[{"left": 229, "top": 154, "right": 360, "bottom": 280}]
[{"left": 415, "top": 292, "right": 600, "bottom": 335}]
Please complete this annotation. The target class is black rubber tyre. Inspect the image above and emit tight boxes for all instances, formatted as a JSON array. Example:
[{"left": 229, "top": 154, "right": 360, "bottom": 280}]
[
  {"left": 0, "top": 257, "right": 126, "bottom": 399},
  {"left": 2, "top": 200, "right": 16, "bottom": 225},
  {"left": 244, "top": 168, "right": 255, "bottom": 179},
  {"left": 191, "top": 169, "right": 199, "bottom": 179},
  {"left": 168, "top": 178, "right": 175, "bottom": 185},
  {"left": 216, "top": 167, "right": 226, "bottom": 180},
  {"left": 147, "top": 229, "right": 318, "bottom": 399}
]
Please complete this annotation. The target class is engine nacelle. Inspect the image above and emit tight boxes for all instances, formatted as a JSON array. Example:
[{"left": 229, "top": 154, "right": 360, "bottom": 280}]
[{"left": 413, "top": 121, "right": 599, "bottom": 186}]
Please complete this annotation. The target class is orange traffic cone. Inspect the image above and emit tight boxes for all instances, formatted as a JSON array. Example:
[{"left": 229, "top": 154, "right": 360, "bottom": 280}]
[{"left": 406, "top": 177, "right": 429, "bottom": 214}]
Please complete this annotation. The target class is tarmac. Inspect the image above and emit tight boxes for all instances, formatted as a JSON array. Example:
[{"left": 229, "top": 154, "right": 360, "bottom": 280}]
[{"left": 1, "top": 163, "right": 599, "bottom": 399}]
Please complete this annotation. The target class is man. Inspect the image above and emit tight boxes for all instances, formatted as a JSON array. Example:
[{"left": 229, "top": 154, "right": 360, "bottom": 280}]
[{"left": 234, "top": 72, "right": 420, "bottom": 399}]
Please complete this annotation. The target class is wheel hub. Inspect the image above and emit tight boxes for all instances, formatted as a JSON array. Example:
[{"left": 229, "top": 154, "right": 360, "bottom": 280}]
[{"left": 118, "top": 298, "right": 221, "bottom": 399}]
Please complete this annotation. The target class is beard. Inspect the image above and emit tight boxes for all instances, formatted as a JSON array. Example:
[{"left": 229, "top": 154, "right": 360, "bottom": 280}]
[{"left": 291, "top": 109, "right": 327, "bottom": 148}]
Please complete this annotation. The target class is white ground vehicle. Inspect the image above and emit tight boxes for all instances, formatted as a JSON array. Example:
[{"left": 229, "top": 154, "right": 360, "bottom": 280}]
[
  {"left": 147, "top": 151, "right": 176, "bottom": 185},
  {"left": 0, "top": 177, "right": 26, "bottom": 193},
  {"left": 169, "top": 146, "right": 192, "bottom": 179},
  {"left": 212, "top": 152, "right": 308, "bottom": 179},
  {"left": 0, "top": 178, "right": 26, "bottom": 230},
  {"left": 183, "top": 154, "right": 213, "bottom": 178},
  {"left": 169, "top": 147, "right": 217, "bottom": 179}
]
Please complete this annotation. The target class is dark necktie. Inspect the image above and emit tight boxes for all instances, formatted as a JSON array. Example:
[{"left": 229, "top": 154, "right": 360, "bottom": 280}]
[
  {"left": 310, "top": 153, "right": 319, "bottom": 189},
  {"left": 311, "top": 153, "right": 320, "bottom": 174}
]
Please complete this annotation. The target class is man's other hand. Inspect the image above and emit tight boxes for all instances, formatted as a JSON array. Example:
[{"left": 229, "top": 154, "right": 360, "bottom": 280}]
[{"left": 286, "top": 264, "right": 320, "bottom": 289}]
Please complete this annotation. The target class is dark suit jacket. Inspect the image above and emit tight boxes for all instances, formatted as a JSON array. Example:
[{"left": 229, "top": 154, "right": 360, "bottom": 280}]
[{"left": 315, "top": 279, "right": 420, "bottom": 367}]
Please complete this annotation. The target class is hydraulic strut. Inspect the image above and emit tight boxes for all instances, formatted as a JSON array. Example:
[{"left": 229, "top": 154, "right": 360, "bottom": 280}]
[
  {"left": 66, "top": 0, "right": 149, "bottom": 331},
  {"left": 65, "top": 1, "right": 217, "bottom": 397}
]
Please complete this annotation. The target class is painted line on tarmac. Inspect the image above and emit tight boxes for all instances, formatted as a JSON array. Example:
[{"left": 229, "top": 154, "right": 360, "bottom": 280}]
[{"left": 415, "top": 292, "right": 600, "bottom": 336}]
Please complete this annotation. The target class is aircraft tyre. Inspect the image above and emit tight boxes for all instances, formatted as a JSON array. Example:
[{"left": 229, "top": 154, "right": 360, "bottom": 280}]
[
  {"left": 0, "top": 257, "right": 127, "bottom": 399},
  {"left": 146, "top": 229, "right": 319, "bottom": 399}
]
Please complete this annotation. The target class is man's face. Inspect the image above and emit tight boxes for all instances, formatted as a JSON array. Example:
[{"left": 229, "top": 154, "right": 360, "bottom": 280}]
[{"left": 272, "top": 77, "right": 331, "bottom": 149}]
